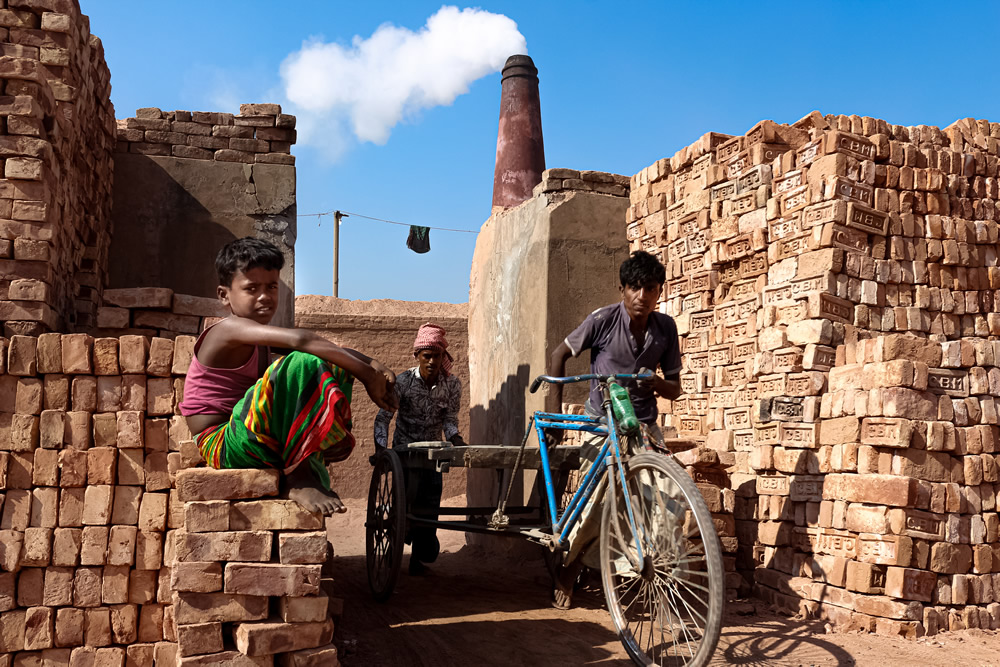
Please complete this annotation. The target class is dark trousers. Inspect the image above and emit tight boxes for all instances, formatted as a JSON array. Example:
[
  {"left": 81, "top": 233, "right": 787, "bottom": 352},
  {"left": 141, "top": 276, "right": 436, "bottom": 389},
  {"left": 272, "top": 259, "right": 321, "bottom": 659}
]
[{"left": 407, "top": 467, "right": 442, "bottom": 564}]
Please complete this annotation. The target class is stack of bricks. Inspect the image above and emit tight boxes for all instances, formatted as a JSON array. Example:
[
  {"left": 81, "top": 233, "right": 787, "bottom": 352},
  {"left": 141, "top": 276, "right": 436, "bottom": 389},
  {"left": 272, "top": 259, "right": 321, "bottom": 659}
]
[
  {"left": 115, "top": 104, "right": 296, "bottom": 166},
  {"left": 532, "top": 168, "right": 629, "bottom": 198},
  {"left": 561, "top": 403, "right": 745, "bottom": 600},
  {"left": 172, "top": 468, "right": 338, "bottom": 666},
  {"left": 671, "top": 446, "right": 745, "bottom": 600},
  {"left": 95, "top": 287, "right": 226, "bottom": 339},
  {"left": 0, "top": 0, "right": 116, "bottom": 335},
  {"left": 0, "top": 331, "right": 198, "bottom": 665},
  {"left": 627, "top": 112, "right": 1000, "bottom": 635}
]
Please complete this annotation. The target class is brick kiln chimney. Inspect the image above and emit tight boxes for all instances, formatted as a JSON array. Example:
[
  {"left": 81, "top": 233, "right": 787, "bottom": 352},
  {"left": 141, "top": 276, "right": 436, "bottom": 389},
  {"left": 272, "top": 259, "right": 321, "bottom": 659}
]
[{"left": 491, "top": 55, "right": 545, "bottom": 210}]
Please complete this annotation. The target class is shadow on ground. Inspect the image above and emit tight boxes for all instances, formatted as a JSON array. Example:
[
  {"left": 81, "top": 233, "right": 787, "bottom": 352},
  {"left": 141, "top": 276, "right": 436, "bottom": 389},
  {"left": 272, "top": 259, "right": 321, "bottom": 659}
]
[{"left": 326, "top": 528, "right": 863, "bottom": 667}]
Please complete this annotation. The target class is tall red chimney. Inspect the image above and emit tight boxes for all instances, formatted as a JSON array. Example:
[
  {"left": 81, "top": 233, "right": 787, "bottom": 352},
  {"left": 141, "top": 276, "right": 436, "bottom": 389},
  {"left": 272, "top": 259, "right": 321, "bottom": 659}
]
[{"left": 491, "top": 55, "right": 545, "bottom": 211}]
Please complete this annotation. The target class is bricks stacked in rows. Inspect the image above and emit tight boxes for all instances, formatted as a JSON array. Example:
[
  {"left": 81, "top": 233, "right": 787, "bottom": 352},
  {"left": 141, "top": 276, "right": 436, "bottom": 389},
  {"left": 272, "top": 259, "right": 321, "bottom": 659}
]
[
  {"left": 0, "top": 331, "right": 201, "bottom": 665},
  {"left": 628, "top": 112, "right": 1000, "bottom": 636},
  {"left": 95, "top": 286, "right": 227, "bottom": 339},
  {"left": 671, "top": 446, "right": 745, "bottom": 600},
  {"left": 532, "top": 168, "right": 630, "bottom": 198},
  {"left": 115, "top": 103, "right": 297, "bottom": 166},
  {"left": 0, "top": 0, "right": 117, "bottom": 336},
  {"left": 173, "top": 468, "right": 340, "bottom": 666}
]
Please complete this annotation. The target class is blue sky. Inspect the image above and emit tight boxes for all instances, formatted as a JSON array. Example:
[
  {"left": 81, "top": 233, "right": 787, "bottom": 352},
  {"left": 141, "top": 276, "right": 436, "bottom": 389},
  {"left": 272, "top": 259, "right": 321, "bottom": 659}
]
[{"left": 85, "top": 1, "right": 1000, "bottom": 304}]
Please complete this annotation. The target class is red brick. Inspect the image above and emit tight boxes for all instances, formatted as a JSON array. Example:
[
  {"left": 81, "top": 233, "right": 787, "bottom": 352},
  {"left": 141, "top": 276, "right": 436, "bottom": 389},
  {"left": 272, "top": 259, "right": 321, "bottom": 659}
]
[
  {"left": 103, "top": 564, "right": 131, "bottom": 604},
  {"left": 176, "top": 621, "right": 223, "bottom": 657},
  {"left": 278, "top": 592, "right": 329, "bottom": 623},
  {"left": 129, "top": 570, "right": 158, "bottom": 605},
  {"left": 0, "top": 607, "right": 25, "bottom": 652},
  {"left": 234, "top": 618, "right": 333, "bottom": 656},
  {"left": 138, "top": 493, "right": 167, "bottom": 532},
  {"left": 54, "top": 607, "right": 83, "bottom": 647},
  {"left": 118, "top": 448, "right": 145, "bottom": 486},
  {"left": 172, "top": 591, "right": 268, "bottom": 624},
  {"left": 277, "top": 644, "right": 341, "bottom": 667},
  {"left": 52, "top": 527, "right": 81, "bottom": 566},
  {"left": 71, "top": 375, "right": 96, "bottom": 411},
  {"left": 176, "top": 469, "right": 280, "bottom": 501},
  {"left": 175, "top": 530, "right": 272, "bottom": 562},
  {"left": 57, "top": 488, "right": 85, "bottom": 527},
  {"left": 146, "top": 377, "right": 173, "bottom": 415},
  {"left": 16, "top": 377, "right": 43, "bottom": 414},
  {"left": 87, "top": 448, "right": 117, "bottom": 485},
  {"left": 40, "top": 409, "right": 65, "bottom": 449},
  {"left": 135, "top": 530, "right": 163, "bottom": 570},
  {"left": 84, "top": 606, "right": 112, "bottom": 646},
  {"left": 60, "top": 333, "right": 93, "bottom": 374},
  {"left": 146, "top": 338, "right": 173, "bottom": 377},
  {"left": 122, "top": 375, "right": 146, "bottom": 411},
  {"left": 29, "top": 486, "right": 57, "bottom": 526},
  {"left": 36, "top": 332, "right": 61, "bottom": 373},
  {"left": 137, "top": 603, "right": 164, "bottom": 643},
  {"left": 170, "top": 562, "right": 222, "bottom": 593},
  {"left": 103, "top": 288, "right": 173, "bottom": 309},
  {"left": 66, "top": 411, "right": 90, "bottom": 449},
  {"left": 73, "top": 567, "right": 103, "bottom": 607},
  {"left": 42, "top": 374, "right": 69, "bottom": 411},
  {"left": 96, "top": 376, "right": 122, "bottom": 412},
  {"left": 823, "top": 473, "right": 918, "bottom": 507},
  {"left": 118, "top": 336, "right": 149, "bottom": 374},
  {"left": 229, "top": 500, "right": 323, "bottom": 531},
  {"left": 44, "top": 566, "right": 75, "bottom": 606},
  {"left": 7, "top": 334, "right": 36, "bottom": 375},
  {"left": 93, "top": 338, "right": 120, "bottom": 375},
  {"left": 82, "top": 485, "right": 114, "bottom": 525},
  {"left": 224, "top": 563, "right": 321, "bottom": 597},
  {"left": 278, "top": 532, "right": 328, "bottom": 565},
  {"left": 110, "top": 602, "right": 138, "bottom": 644}
]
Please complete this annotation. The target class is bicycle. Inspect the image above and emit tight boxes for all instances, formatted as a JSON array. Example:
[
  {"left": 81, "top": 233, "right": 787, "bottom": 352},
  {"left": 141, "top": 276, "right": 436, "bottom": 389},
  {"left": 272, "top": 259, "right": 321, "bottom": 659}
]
[{"left": 365, "top": 371, "right": 724, "bottom": 666}]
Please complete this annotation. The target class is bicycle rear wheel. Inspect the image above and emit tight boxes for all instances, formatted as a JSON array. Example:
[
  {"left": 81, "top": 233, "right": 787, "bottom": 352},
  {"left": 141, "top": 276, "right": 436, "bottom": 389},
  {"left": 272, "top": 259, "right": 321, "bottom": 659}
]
[
  {"left": 600, "top": 452, "right": 724, "bottom": 666},
  {"left": 366, "top": 448, "right": 406, "bottom": 602}
]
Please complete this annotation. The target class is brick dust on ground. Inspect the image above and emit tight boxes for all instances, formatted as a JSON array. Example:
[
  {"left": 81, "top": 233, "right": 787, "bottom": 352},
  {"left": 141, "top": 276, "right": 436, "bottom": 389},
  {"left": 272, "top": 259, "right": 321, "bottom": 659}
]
[{"left": 325, "top": 497, "right": 999, "bottom": 666}]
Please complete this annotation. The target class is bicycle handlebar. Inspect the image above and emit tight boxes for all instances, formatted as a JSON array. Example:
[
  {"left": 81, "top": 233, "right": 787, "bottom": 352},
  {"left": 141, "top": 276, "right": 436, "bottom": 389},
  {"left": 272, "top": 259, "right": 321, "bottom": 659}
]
[{"left": 529, "top": 371, "right": 654, "bottom": 394}]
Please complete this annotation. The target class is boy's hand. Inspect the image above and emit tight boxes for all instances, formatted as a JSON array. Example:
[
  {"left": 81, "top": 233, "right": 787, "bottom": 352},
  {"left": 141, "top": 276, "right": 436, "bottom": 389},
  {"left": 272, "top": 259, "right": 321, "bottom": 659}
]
[
  {"left": 364, "top": 362, "right": 398, "bottom": 411},
  {"left": 636, "top": 367, "right": 655, "bottom": 390}
]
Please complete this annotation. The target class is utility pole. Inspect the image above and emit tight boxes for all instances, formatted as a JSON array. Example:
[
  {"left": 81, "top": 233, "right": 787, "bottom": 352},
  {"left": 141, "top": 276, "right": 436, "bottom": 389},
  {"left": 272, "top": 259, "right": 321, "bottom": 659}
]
[{"left": 332, "top": 211, "right": 347, "bottom": 297}]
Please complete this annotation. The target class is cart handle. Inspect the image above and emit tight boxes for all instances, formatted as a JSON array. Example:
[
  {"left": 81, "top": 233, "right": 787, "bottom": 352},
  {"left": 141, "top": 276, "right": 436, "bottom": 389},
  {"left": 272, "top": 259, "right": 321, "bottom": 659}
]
[{"left": 529, "top": 371, "right": 654, "bottom": 393}]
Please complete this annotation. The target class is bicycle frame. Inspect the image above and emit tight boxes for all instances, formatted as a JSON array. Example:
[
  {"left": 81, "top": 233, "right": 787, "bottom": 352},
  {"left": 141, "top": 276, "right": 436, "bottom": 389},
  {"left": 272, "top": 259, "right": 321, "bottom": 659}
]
[{"left": 530, "top": 384, "right": 647, "bottom": 566}]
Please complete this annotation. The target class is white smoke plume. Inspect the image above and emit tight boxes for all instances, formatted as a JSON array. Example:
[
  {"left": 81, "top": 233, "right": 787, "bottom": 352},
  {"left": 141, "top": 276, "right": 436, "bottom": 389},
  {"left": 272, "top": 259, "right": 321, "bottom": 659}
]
[{"left": 281, "top": 6, "right": 527, "bottom": 157}]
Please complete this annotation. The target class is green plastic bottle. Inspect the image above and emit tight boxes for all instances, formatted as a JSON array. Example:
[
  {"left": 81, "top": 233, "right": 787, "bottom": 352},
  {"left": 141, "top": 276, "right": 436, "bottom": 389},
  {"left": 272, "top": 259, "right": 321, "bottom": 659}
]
[{"left": 609, "top": 383, "right": 640, "bottom": 435}]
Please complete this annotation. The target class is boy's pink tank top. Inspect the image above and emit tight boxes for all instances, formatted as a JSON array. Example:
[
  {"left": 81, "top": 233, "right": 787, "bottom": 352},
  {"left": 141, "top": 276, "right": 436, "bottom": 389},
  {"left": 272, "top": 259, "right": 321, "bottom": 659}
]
[{"left": 179, "top": 325, "right": 266, "bottom": 416}]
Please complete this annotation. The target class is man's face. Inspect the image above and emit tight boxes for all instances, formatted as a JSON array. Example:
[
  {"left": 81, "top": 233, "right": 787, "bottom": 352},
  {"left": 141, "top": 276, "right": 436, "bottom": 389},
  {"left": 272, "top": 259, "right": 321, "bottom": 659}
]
[
  {"left": 219, "top": 266, "right": 280, "bottom": 324},
  {"left": 620, "top": 281, "right": 661, "bottom": 320},
  {"left": 416, "top": 348, "right": 444, "bottom": 381}
]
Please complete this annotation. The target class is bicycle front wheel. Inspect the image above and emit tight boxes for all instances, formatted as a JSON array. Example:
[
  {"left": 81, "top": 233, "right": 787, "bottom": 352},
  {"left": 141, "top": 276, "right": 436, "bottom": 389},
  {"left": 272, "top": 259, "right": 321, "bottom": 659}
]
[{"left": 600, "top": 451, "right": 724, "bottom": 667}]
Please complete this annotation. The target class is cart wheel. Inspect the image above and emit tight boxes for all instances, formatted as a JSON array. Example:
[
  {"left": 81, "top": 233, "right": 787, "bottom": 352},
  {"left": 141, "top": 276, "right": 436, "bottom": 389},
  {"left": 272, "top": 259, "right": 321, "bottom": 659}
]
[
  {"left": 366, "top": 448, "right": 406, "bottom": 602},
  {"left": 600, "top": 452, "right": 724, "bottom": 667}
]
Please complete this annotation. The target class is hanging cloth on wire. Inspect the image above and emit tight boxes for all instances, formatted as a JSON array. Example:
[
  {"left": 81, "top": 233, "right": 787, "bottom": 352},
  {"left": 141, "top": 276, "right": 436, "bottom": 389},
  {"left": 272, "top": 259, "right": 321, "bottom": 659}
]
[{"left": 407, "top": 225, "right": 431, "bottom": 254}]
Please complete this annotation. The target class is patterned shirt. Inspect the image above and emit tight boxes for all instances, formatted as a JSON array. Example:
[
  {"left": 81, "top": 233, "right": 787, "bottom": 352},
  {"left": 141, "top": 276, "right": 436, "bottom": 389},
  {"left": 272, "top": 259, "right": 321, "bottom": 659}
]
[{"left": 374, "top": 368, "right": 462, "bottom": 448}]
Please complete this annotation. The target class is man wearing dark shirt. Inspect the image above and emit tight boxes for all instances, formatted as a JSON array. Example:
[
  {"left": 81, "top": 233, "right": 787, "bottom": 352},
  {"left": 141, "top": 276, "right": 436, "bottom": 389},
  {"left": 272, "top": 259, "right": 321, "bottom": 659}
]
[{"left": 544, "top": 250, "right": 682, "bottom": 609}]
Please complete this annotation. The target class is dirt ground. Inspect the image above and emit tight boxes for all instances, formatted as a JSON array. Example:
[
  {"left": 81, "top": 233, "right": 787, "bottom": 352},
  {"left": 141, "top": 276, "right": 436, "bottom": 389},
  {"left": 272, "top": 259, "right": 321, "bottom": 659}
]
[{"left": 326, "top": 498, "right": 999, "bottom": 666}]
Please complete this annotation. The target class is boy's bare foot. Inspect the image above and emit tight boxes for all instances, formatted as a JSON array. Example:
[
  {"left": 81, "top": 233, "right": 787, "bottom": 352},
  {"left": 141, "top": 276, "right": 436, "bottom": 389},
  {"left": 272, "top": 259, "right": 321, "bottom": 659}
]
[{"left": 286, "top": 466, "right": 347, "bottom": 515}]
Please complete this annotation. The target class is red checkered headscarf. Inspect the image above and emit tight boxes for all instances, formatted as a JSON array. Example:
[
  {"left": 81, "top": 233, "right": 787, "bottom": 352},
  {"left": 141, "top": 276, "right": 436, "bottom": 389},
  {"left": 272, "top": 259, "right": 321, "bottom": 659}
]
[{"left": 413, "top": 323, "right": 453, "bottom": 376}]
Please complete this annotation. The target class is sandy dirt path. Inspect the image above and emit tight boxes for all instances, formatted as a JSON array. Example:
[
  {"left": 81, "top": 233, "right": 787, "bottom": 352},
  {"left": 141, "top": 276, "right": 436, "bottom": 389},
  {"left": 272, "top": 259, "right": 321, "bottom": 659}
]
[{"left": 326, "top": 498, "right": 999, "bottom": 666}]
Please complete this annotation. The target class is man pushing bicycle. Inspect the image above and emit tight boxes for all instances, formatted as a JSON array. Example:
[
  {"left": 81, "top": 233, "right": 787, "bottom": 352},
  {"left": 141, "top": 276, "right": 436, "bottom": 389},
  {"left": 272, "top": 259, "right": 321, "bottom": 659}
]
[{"left": 544, "top": 249, "right": 683, "bottom": 609}]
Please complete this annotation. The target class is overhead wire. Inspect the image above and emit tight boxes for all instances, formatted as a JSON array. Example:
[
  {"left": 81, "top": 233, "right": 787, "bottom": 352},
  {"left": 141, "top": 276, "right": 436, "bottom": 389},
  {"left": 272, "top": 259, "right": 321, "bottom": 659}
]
[{"left": 300, "top": 209, "right": 478, "bottom": 234}]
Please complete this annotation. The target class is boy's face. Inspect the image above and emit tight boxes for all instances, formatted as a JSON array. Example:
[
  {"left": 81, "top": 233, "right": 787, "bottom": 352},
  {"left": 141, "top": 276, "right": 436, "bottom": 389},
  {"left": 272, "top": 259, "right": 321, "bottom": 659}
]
[
  {"left": 415, "top": 348, "right": 444, "bottom": 381},
  {"left": 219, "top": 266, "right": 280, "bottom": 324},
  {"left": 620, "top": 281, "right": 661, "bottom": 321}
]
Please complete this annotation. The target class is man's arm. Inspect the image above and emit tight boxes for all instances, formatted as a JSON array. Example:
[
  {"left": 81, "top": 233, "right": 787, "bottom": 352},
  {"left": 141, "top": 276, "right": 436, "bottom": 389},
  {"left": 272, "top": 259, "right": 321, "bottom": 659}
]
[
  {"left": 209, "top": 318, "right": 397, "bottom": 411},
  {"left": 444, "top": 377, "right": 464, "bottom": 445},
  {"left": 373, "top": 408, "right": 392, "bottom": 448},
  {"left": 544, "top": 341, "right": 573, "bottom": 415}
]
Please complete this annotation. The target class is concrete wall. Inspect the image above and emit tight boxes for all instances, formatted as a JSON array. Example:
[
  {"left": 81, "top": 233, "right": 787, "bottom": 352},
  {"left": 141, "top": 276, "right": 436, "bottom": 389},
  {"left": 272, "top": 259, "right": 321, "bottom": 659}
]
[
  {"left": 295, "top": 295, "right": 470, "bottom": 500},
  {"left": 467, "top": 177, "right": 630, "bottom": 518},
  {"left": 109, "top": 106, "right": 297, "bottom": 327}
]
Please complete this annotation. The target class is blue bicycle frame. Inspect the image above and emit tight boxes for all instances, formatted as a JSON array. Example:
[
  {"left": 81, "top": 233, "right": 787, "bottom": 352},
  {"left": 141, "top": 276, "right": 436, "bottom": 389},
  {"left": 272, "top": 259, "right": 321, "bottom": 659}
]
[{"left": 528, "top": 372, "right": 652, "bottom": 567}]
